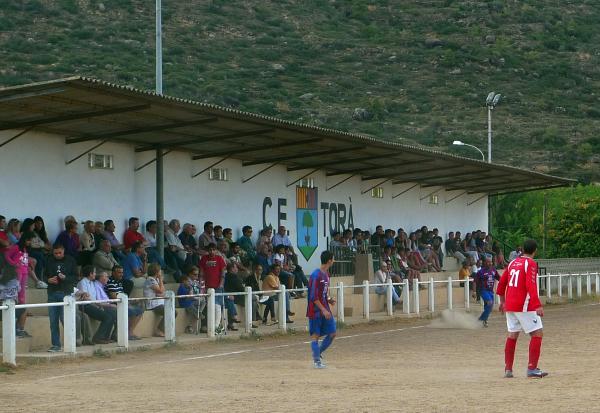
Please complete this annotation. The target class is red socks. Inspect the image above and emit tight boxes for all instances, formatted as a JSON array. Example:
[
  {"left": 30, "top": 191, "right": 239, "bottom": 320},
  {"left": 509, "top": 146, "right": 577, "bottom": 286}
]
[
  {"left": 505, "top": 337, "right": 517, "bottom": 371},
  {"left": 528, "top": 336, "right": 543, "bottom": 370}
]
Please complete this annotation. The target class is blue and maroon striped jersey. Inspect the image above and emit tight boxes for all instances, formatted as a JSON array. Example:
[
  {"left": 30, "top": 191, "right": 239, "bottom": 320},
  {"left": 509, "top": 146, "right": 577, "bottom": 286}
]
[{"left": 306, "top": 269, "right": 330, "bottom": 319}]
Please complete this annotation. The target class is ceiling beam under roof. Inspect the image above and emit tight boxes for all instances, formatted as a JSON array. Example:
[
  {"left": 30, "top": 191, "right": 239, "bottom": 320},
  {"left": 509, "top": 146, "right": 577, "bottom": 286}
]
[
  {"left": 134, "top": 127, "right": 275, "bottom": 152},
  {"left": 192, "top": 137, "right": 323, "bottom": 160},
  {"left": 0, "top": 104, "right": 150, "bottom": 131},
  {"left": 65, "top": 117, "right": 218, "bottom": 144},
  {"left": 242, "top": 145, "right": 365, "bottom": 167},
  {"left": 489, "top": 183, "right": 571, "bottom": 196},
  {"left": 326, "top": 158, "right": 435, "bottom": 177},
  {"left": 419, "top": 172, "right": 498, "bottom": 187},
  {"left": 467, "top": 179, "right": 546, "bottom": 193},
  {"left": 286, "top": 154, "right": 387, "bottom": 172}
]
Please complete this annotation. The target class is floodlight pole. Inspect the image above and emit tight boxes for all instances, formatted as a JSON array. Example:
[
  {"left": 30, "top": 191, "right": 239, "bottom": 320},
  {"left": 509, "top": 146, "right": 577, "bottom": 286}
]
[
  {"left": 156, "top": 0, "right": 163, "bottom": 95},
  {"left": 487, "top": 106, "right": 492, "bottom": 163},
  {"left": 155, "top": 0, "right": 164, "bottom": 259}
]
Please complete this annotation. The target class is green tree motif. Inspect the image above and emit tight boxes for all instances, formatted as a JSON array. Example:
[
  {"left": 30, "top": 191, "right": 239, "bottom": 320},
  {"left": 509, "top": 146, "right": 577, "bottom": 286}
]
[{"left": 302, "top": 211, "right": 314, "bottom": 245}]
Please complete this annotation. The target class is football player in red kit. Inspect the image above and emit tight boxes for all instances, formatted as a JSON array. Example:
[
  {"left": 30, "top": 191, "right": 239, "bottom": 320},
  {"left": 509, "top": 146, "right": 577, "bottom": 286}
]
[{"left": 497, "top": 239, "right": 548, "bottom": 378}]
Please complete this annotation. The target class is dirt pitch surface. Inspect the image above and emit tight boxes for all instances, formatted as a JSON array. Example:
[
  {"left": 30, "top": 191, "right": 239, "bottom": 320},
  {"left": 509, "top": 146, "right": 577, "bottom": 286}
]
[{"left": 2, "top": 303, "right": 599, "bottom": 412}]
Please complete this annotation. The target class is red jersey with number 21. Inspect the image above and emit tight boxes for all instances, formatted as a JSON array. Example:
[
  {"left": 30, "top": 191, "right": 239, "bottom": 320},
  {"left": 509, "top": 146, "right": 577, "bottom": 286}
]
[{"left": 496, "top": 256, "right": 541, "bottom": 312}]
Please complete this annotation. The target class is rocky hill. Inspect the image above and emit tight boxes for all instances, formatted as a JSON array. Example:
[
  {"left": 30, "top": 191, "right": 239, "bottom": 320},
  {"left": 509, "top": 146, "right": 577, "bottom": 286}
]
[{"left": 1, "top": 0, "right": 599, "bottom": 182}]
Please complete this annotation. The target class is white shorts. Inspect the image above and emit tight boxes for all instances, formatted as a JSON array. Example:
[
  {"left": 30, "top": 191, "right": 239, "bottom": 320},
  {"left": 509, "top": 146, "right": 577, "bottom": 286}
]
[{"left": 505, "top": 311, "right": 543, "bottom": 334}]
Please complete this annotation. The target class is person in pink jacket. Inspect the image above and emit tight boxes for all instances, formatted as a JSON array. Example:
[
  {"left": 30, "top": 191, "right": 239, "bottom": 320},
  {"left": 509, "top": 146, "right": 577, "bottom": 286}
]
[{"left": 5, "top": 232, "right": 35, "bottom": 337}]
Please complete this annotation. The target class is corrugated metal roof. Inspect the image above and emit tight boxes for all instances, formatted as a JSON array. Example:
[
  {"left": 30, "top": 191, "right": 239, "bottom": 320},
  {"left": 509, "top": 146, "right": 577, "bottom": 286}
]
[{"left": 0, "top": 76, "right": 575, "bottom": 194}]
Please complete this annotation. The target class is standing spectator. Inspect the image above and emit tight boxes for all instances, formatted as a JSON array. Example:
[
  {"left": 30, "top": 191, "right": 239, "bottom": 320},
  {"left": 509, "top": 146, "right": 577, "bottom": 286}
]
[
  {"left": 237, "top": 225, "right": 257, "bottom": 265},
  {"left": 143, "top": 263, "right": 170, "bottom": 337},
  {"left": 45, "top": 244, "right": 78, "bottom": 352},
  {"left": 104, "top": 266, "right": 143, "bottom": 340},
  {"left": 509, "top": 245, "right": 523, "bottom": 262},
  {"left": 198, "top": 221, "right": 216, "bottom": 253},
  {"left": 103, "top": 220, "right": 126, "bottom": 263},
  {"left": 93, "top": 239, "right": 120, "bottom": 275},
  {"left": 123, "top": 241, "right": 148, "bottom": 281},
  {"left": 123, "top": 217, "right": 146, "bottom": 251},
  {"left": 77, "top": 266, "right": 117, "bottom": 344},
  {"left": 55, "top": 221, "right": 81, "bottom": 260},
  {"left": 199, "top": 243, "right": 227, "bottom": 331}
]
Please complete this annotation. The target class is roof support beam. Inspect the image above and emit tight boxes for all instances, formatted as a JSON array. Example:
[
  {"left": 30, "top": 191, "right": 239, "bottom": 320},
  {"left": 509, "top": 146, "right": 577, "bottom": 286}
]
[
  {"left": 0, "top": 87, "right": 66, "bottom": 103},
  {"left": 65, "top": 117, "right": 218, "bottom": 144},
  {"left": 192, "top": 138, "right": 323, "bottom": 160},
  {"left": 445, "top": 191, "right": 468, "bottom": 204},
  {"left": 490, "top": 183, "right": 571, "bottom": 196},
  {"left": 326, "top": 158, "right": 433, "bottom": 177},
  {"left": 65, "top": 140, "right": 107, "bottom": 165},
  {"left": 0, "top": 127, "right": 32, "bottom": 149},
  {"left": 242, "top": 163, "right": 279, "bottom": 183},
  {"left": 361, "top": 179, "right": 391, "bottom": 195},
  {"left": 468, "top": 179, "right": 539, "bottom": 193},
  {"left": 419, "top": 172, "right": 497, "bottom": 187},
  {"left": 135, "top": 128, "right": 274, "bottom": 152},
  {"left": 390, "top": 168, "right": 484, "bottom": 184},
  {"left": 392, "top": 183, "right": 420, "bottom": 199},
  {"left": 287, "top": 168, "right": 320, "bottom": 188},
  {"left": 467, "top": 194, "right": 488, "bottom": 206},
  {"left": 243, "top": 146, "right": 365, "bottom": 167},
  {"left": 326, "top": 174, "right": 356, "bottom": 191},
  {"left": 420, "top": 187, "right": 443, "bottom": 201},
  {"left": 0, "top": 104, "right": 150, "bottom": 131},
  {"left": 287, "top": 154, "right": 385, "bottom": 172},
  {"left": 192, "top": 155, "right": 231, "bottom": 178},
  {"left": 134, "top": 149, "right": 173, "bottom": 172}
]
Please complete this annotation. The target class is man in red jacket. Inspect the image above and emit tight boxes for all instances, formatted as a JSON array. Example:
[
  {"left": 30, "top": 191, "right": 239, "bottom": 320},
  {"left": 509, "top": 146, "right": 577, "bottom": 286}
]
[{"left": 497, "top": 239, "right": 548, "bottom": 379}]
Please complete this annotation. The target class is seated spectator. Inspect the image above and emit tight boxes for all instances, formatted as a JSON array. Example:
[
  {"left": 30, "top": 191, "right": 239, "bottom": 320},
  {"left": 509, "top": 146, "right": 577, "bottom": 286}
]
[
  {"left": 458, "top": 258, "right": 472, "bottom": 287},
  {"left": 395, "top": 229, "right": 409, "bottom": 251},
  {"left": 123, "top": 217, "right": 147, "bottom": 252},
  {"left": 223, "top": 227, "right": 234, "bottom": 247},
  {"left": 6, "top": 218, "right": 21, "bottom": 245},
  {"left": 384, "top": 229, "right": 395, "bottom": 248},
  {"left": 273, "top": 244, "right": 296, "bottom": 292},
  {"left": 0, "top": 251, "right": 26, "bottom": 338},
  {"left": 179, "top": 223, "right": 200, "bottom": 264},
  {"left": 272, "top": 225, "right": 294, "bottom": 253},
  {"left": 77, "top": 265, "right": 117, "bottom": 345},
  {"left": 30, "top": 216, "right": 51, "bottom": 279},
  {"left": 418, "top": 231, "right": 441, "bottom": 272},
  {"left": 398, "top": 248, "right": 421, "bottom": 285},
  {"left": 143, "top": 263, "right": 170, "bottom": 337},
  {"left": 105, "top": 265, "right": 141, "bottom": 339},
  {"left": 407, "top": 233, "right": 428, "bottom": 272},
  {"left": 123, "top": 241, "right": 148, "bottom": 280},
  {"left": 93, "top": 221, "right": 105, "bottom": 250},
  {"left": 243, "top": 264, "right": 263, "bottom": 323},
  {"left": 217, "top": 240, "right": 229, "bottom": 260},
  {"left": 0, "top": 215, "right": 10, "bottom": 249},
  {"left": 94, "top": 271, "right": 121, "bottom": 340},
  {"left": 45, "top": 243, "right": 78, "bottom": 352},
  {"left": 93, "top": 240, "right": 120, "bottom": 279},
  {"left": 214, "top": 225, "right": 224, "bottom": 244},
  {"left": 255, "top": 244, "right": 273, "bottom": 278},
  {"left": 237, "top": 225, "right": 257, "bottom": 265},
  {"left": 492, "top": 240, "right": 507, "bottom": 268},
  {"left": 79, "top": 220, "right": 96, "bottom": 266},
  {"left": 103, "top": 220, "right": 126, "bottom": 263},
  {"left": 431, "top": 228, "right": 444, "bottom": 265},
  {"left": 198, "top": 221, "right": 217, "bottom": 254},
  {"left": 509, "top": 245, "right": 523, "bottom": 262},
  {"left": 445, "top": 231, "right": 466, "bottom": 263},
  {"left": 370, "top": 226, "right": 385, "bottom": 246},
  {"left": 262, "top": 264, "right": 294, "bottom": 323},
  {"left": 256, "top": 227, "right": 273, "bottom": 252},
  {"left": 228, "top": 242, "right": 250, "bottom": 277},
  {"left": 165, "top": 219, "right": 188, "bottom": 272},
  {"left": 329, "top": 232, "right": 343, "bottom": 248},
  {"left": 373, "top": 262, "right": 400, "bottom": 306},
  {"left": 144, "top": 220, "right": 167, "bottom": 269},
  {"left": 177, "top": 274, "right": 205, "bottom": 334}
]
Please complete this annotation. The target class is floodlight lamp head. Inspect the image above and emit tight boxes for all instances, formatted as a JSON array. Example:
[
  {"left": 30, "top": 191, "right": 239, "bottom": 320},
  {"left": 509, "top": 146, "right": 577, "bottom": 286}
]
[
  {"left": 486, "top": 92, "right": 495, "bottom": 105},
  {"left": 452, "top": 140, "right": 464, "bottom": 146},
  {"left": 492, "top": 94, "right": 501, "bottom": 106}
]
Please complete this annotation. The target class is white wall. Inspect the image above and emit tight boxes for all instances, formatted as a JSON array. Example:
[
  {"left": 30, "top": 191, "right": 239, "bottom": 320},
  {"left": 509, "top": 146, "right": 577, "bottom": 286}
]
[{"left": 0, "top": 130, "right": 488, "bottom": 270}]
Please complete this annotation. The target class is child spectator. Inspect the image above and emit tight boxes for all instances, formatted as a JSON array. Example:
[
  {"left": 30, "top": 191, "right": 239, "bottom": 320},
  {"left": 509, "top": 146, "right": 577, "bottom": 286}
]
[{"left": 177, "top": 274, "right": 205, "bottom": 334}]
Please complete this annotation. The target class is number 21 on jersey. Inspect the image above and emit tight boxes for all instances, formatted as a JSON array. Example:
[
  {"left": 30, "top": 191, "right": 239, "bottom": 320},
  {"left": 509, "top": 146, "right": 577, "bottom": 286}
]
[{"left": 508, "top": 269, "right": 519, "bottom": 287}]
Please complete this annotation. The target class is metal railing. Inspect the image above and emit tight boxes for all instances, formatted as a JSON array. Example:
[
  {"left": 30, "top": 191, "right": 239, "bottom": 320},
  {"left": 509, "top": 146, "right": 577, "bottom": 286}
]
[{"left": 2, "top": 272, "right": 597, "bottom": 366}]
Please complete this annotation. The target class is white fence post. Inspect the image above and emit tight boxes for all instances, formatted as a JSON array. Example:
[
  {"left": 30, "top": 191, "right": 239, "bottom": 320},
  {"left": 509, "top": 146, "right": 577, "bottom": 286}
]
[
  {"left": 558, "top": 274, "right": 562, "bottom": 298},
  {"left": 546, "top": 275, "right": 552, "bottom": 300},
  {"left": 386, "top": 279, "right": 393, "bottom": 316},
  {"left": 536, "top": 274, "right": 540, "bottom": 297},
  {"left": 464, "top": 278, "right": 470, "bottom": 311},
  {"left": 337, "top": 282, "right": 345, "bottom": 323},
  {"left": 586, "top": 272, "right": 592, "bottom": 296},
  {"left": 244, "top": 287, "right": 253, "bottom": 334},
  {"left": 413, "top": 279, "right": 420, "bottom": 315},
  {"left": 402, "top": 279, "right": 410, "bottom": 314},
  {"left": 596, "top": 273, "right": 599, "bottom": 295},
  {"left": 164, "top": 290, "right": 176, "bottom": 342},
  {"left": 568, "top": 275, "right": 573, "bottom": 300},
  {"left": 116, "top": 293, "right": 129, "bottom": 349},
  {"left": 278, "top": 285, "right": 287, "bottom": 331},
  {"left": 2, "top": 300, "right": 16, "bottom": 366},
  {"left": 447, "top": 277, "right": 453, "bottom": 310},
  {"left": 363, "top": 281, "right": 370, "bottom": 320},
  {"left": 428, "top": 277, "right": 435, "bottom": 313},
  {"left": 63, "top": 295, "right": 77, "bottom": 354},
  {"left": 577, "top": 274, "right": 582, "bottom": 298},
  {"left": 207, "top": 288, "right": 215, "bottom": 338}
]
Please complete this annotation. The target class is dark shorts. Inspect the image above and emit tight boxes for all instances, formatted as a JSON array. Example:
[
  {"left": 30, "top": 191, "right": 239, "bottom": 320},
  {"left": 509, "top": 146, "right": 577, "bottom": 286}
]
[
  {"left": 128, "top": 305, "right": 144, "bottom": 317},
  {"left": 309, "top": 316, "right": 336, "bottom": 337}
]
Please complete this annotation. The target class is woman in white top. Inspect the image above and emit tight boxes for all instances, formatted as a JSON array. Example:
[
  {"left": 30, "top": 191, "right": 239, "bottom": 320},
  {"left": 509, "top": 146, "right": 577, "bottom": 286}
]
[
  {"left": 143, "top": 263, "right": 168, "bottom": 337},
  {"left": 373, "top": 262, "right": 400, "bottom": 305}
]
